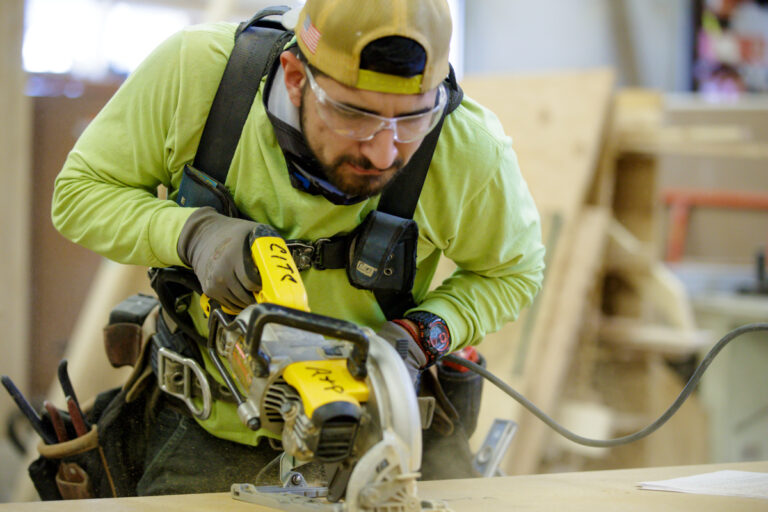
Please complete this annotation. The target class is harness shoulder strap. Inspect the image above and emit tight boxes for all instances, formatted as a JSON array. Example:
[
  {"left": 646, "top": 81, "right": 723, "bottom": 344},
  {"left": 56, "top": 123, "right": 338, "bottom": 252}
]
[
  {"left": 193, "top": 7, "right": 293, "bottom": 183},
  {"left": 155, "top": 8, "right": 292, "bottom": 346},
  {"left": 377, "top": 65, "right": 463, "bottom": 218},
  {"left": 373, "top": 66, "right": 464, "bottom": 319}
]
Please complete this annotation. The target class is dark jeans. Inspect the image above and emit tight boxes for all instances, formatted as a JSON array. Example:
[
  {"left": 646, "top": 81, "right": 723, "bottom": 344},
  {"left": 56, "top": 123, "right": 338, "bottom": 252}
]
[
  {"left": 136, "top": 400, "right": 283, "bottom": 496},
  {"left": 136, "top": 397, "right": 476, "bottom": 496}
]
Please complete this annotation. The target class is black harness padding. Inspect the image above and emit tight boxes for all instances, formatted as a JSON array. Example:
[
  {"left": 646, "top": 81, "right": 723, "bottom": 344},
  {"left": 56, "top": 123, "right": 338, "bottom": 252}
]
[
  {"left": 373, "top": 66, "right": 464, "bottom": 317},
  {"left": 377, "top": 66, "right": 463, "bottom": 220},
  {"left": 193, "top": 7, "right": 295, "bottom": 183}
]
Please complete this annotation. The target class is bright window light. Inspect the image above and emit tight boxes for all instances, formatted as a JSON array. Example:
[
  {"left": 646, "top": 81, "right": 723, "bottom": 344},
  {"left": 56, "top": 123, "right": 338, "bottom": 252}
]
[
  {"left": 23, "top": 0, "right": 100, "bottom": 74},
  {"left": 23, "top": 0, "right": 191, "bottom": 78},
  {"left": 103, "top": 3, "right": 191, "bottom": 75}
]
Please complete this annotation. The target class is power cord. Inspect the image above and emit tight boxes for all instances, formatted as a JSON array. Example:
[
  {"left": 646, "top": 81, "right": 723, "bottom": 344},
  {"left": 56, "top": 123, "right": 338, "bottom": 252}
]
[{"left": 443, "top": 322, "right": 768, "bottom": 448}]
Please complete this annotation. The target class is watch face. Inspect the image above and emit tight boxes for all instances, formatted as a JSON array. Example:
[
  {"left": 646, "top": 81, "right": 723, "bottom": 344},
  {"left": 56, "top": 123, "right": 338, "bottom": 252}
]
[
  {"left": 424, "top": 318, "right": 450, "bottom": 354},
  {"left": 408, "top": 311, "right": 450, "bottom": 365}
]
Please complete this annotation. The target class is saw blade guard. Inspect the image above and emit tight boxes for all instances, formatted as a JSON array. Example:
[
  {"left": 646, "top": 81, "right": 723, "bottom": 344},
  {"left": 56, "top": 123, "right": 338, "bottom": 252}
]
[{"left": 363, "top": 331, "right": 422, "bottom": 473}]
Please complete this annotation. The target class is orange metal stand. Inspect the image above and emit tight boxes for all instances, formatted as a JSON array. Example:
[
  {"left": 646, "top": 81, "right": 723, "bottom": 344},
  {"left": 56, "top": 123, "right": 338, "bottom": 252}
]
[{"left": 661, "top": 188, "right": 768, "bottom": 262}]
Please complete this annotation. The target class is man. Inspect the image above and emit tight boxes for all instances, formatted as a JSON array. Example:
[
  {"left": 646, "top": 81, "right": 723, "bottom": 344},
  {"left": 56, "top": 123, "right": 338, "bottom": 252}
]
[{"left": 51, "top": 0, "right": 544, "bottom": 496}]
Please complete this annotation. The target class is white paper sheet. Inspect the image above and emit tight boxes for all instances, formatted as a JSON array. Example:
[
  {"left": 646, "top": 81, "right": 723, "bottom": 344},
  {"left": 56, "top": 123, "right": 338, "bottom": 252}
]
[{"left": 638, "top": 470, "right": 768, "bottom": 500}]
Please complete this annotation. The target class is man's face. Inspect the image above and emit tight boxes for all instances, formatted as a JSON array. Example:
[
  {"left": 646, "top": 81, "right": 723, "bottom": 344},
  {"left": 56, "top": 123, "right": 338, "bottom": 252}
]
[{"left": 294, "top": 64, "right": 441, "bottom": 197}]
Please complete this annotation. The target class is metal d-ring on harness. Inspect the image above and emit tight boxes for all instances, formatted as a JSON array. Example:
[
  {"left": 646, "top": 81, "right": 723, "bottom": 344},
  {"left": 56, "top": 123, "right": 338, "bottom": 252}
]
[
  {"left": 156, "top": 346, "right": 212, "bottom": 419},
  {"left": 147, "top": 268, "right": 239, "bottom": 420}
]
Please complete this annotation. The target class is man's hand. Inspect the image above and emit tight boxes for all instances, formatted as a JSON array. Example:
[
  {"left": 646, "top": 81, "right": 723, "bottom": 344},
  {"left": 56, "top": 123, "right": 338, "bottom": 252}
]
[
  {"left": 377, "top": 320, "right": 427, "bottom": 386},
  {"left": 377, "top": 312, "right": 451, "bottom": 388},
  {"left": 177, "top": 206, "right": 279, "bottom": 311}
]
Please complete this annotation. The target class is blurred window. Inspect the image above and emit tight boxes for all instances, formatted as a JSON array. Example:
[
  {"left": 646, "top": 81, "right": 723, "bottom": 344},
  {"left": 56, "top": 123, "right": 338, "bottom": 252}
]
[{"left": 23, "top": 0, "right": 191, "bottom": 78}]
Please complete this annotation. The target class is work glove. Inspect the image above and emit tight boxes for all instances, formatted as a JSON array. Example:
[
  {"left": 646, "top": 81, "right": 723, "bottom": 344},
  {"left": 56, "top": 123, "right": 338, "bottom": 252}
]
[
  {"left": 377, "top": 312, "right": 451, "bottom": 388},
  {"left": 177, "top": 206, "right": 278, "bottom": 311},
  {"left": 377, "top": 320, "right": 427, "bottom": 387}
]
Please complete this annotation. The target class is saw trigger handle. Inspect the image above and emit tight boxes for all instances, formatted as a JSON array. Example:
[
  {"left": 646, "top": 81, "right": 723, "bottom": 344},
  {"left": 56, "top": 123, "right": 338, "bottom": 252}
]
[{"left": 244, "top": 303, "right": 370, "bottom": 380}]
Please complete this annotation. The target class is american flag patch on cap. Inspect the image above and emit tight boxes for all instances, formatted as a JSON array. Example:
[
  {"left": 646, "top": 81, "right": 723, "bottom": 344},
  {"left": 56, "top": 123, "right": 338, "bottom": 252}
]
[{"left": 301, "top": 15, "right": 321, "bottom": 54}]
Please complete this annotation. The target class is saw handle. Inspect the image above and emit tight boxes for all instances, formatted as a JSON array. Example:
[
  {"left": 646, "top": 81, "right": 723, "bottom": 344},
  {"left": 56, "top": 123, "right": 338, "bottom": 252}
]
[{"left": 244, "top": 303, "right": 370, "bottom": 380}]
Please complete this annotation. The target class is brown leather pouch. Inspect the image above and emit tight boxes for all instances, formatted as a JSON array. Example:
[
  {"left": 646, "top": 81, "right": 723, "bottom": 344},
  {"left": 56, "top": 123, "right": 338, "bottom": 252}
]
[{"left": 35, "top": 425, "right": 116, "bottom": 499}]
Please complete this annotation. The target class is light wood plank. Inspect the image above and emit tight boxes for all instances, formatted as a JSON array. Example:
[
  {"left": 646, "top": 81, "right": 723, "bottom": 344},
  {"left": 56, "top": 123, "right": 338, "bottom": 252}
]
[
  {"left": 3, "top": 461, "right": 766, "bottom": 511},
  {"left": 0, "top": 0, "right": 31, "bottom": 424},
  {"left": 505, "top": 207, "right": 612, "bottom": 474},
  {"left": 461, "top": 69, "right": 615, "bottom": 217}
]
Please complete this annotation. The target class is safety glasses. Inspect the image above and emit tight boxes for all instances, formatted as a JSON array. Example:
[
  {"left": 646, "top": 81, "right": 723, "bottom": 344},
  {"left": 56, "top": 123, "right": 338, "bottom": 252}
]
[{"left": 304, "top": 66, "right": 447, "bottom": 143}]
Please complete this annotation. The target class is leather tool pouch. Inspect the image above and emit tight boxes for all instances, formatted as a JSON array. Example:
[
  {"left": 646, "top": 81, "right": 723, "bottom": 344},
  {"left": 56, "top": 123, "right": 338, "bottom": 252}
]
[
  {"left": 29, "top": 302, "right": 161, "bottom": 499},
  {"left": 103, "top": 294, "right": 159, "bottom": 368},
  {"left": 175, "top": 164, "right": 240, "bottom": 218},
  {"left": 436, "top": 352, "right": 486, "bottom": 438},
  {"left": 30, "top": 398, "right": 118, "bottom": 499},
  {"left": 28, "top": 377, "right": 156, "bottom": 500},
  {"left": 347, "top": 211, "right": 418, "bottom": 293},
  {"left": 419, "top": 368, "right": 480, "bottom": 480}
]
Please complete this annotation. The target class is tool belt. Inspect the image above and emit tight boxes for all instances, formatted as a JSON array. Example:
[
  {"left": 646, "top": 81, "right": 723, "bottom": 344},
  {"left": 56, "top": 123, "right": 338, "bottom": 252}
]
[
  {"left": 107, "top": 291, "right": 240, "bottom": 415},
  {"left": 28, "top": 299, "right": 163, "bottom": 499},
  {"left": 28, "top": 293, "right": 236, "bottom": 500},
  {"left": 27, "top": 291, "right": 482, "bottom": 499}
]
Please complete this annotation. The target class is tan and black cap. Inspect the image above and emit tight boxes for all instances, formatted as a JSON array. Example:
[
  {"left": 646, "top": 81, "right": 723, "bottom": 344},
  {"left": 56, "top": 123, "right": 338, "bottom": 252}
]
[{"left": 283, "top": 0, "right": 452, "bottom": 95}]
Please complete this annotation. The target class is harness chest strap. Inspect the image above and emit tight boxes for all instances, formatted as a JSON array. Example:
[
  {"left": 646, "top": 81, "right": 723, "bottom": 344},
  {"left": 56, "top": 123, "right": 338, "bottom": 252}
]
[{"left": 286, "top": 237, "right": 345, "bottom": 272}]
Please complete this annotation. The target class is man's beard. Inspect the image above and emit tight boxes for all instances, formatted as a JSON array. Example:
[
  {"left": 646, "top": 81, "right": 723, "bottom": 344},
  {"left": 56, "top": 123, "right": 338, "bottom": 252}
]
[
  {"left": 300, "top": 102, "right": 405, "bottom": 198},
  {"left": 322, "top": 154, "right": 404, "bottom": 197}
]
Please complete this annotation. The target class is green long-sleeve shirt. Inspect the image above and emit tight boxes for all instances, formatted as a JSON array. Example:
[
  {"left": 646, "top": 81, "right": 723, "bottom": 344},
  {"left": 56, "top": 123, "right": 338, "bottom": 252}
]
[{"left": 52, "top": 22, "right": 545, "bottom": 445}]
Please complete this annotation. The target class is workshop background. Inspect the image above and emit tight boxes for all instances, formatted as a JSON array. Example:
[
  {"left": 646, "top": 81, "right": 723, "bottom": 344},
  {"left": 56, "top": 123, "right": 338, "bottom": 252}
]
[{"left": 1, "top": 0, "right": 767, "bottom": 503}]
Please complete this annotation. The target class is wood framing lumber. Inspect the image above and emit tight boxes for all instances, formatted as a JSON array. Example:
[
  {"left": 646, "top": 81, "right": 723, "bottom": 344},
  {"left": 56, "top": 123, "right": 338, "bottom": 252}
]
[
  {"left": 605, "top": 219, "right": 697, "bottom": 331},
  {"left": 458, "top": 71, "right": 616, "bottom": 467},
  {"left": 619, "top": 132, "right": 768, "bottom": 160}
]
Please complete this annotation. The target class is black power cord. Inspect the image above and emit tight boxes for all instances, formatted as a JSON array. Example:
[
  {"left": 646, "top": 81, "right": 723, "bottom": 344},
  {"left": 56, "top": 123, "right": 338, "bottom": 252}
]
[{"left": 443, "top": 322, "right": 768, "bottom": 448}]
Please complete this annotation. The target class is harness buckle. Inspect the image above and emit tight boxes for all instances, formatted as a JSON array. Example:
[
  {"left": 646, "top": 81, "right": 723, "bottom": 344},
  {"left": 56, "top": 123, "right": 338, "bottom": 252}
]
[
  {"left": 287, "top": 241, "right": 315, "bottom": 272},
  {"left": 156, "top": 347, "right": 212, "bottom": 420},
  {"left": 287, "top": 239, "right": 332, "bottom": 271},
  {"left": 312, "top": 238, "right": 331, "bottom": 270}
]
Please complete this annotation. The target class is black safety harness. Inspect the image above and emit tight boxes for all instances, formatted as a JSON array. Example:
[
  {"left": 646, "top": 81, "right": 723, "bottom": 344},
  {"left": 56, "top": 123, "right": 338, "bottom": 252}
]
[
  {"left": 147, "top": 6, "right": 463, "bottom": 412},
  {"left": 174, "top": 6, "right": 462, "bottom": 319}
]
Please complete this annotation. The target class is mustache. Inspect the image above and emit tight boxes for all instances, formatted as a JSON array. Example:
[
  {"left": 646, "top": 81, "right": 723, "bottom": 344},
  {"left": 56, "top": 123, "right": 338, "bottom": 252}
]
[{"left": 334, "top": 155, "right": 404, "bottom": 174}]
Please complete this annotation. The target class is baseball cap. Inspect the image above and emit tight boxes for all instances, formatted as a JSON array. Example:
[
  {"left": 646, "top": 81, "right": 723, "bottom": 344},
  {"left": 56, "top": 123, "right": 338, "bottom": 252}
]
[{"left": 282, "top": 0, "right": 452, "bottom": 95}]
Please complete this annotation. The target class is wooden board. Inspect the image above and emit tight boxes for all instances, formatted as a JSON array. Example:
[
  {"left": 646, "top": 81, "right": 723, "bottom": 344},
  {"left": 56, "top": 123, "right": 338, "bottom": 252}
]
[
  {"left": 452, "top": 71, "right": 616, "bottom": 470},
  {"left": 460, "top": 69, "right": 615, "bottom": 216},
  {"left": 503, "top": 207, "right": 611, "bottom": 474},
  {"left": 0, "top": 0, "right": 31, "bottom": 427},
  {"left": 3, "top": 461, "right": 766, "bottom": 511}
]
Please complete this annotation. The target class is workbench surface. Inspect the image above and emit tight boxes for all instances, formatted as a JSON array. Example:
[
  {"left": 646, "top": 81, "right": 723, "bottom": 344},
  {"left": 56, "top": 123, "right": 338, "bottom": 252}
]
[{"left": 3, "top": 461, "right": 766, "bottom": 511}]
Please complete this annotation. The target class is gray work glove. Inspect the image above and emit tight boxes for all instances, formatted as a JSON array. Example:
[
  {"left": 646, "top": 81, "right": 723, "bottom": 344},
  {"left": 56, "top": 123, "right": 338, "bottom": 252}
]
[
  {"left": 377, "top": 320, "right": 427, "bottom": 387},
  {"left": 177, "top": 206, "right": 278, "bottom": 311}
]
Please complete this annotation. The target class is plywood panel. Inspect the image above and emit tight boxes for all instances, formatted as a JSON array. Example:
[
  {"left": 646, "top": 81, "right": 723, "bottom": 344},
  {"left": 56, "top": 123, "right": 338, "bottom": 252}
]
[
  {"left": 461, "top": 69, "right": 615, "bottom": 217},
  {"left": 454, "top": 71, "right": 615, "bottom": 471}
]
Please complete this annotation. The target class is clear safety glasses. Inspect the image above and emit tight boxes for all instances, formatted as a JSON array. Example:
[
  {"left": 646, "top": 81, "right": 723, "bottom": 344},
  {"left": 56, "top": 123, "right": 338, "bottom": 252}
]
[{"left": 304, "top": 66, "right": 447, "bottom": 143}]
